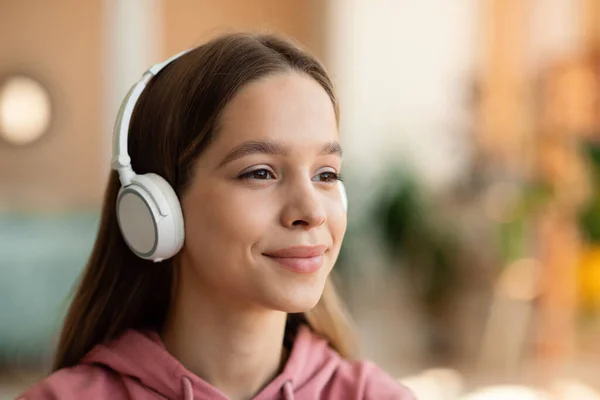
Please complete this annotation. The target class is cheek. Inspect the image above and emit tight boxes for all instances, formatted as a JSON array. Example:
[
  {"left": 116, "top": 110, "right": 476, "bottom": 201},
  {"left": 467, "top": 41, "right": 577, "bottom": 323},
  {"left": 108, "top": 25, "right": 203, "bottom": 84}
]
[
  {"left": 326, "top": 211, "right": 347, "bottom": 267},
  {"left": 182, "top": 185, "right": 275, "bottom": 253},
  {"left": 329, "top": 203, "right": 347, "bottom": 244}
]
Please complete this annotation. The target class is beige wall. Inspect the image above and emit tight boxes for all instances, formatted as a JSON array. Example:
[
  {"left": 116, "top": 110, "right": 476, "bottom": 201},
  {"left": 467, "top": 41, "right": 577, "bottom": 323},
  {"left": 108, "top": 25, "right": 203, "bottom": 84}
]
[
  {"left": 0, "top": 0, "right": 104, "bottom": 211},
  {"left": 162, "top": 0, "right": 326, "bottom": 63}
]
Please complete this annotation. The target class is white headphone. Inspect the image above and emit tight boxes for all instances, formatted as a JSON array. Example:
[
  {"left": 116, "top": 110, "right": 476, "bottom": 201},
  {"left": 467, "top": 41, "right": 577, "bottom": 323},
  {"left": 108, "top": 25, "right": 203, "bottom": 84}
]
[{"left": 111, "top": 50, "right": 348, "bottom": 263}]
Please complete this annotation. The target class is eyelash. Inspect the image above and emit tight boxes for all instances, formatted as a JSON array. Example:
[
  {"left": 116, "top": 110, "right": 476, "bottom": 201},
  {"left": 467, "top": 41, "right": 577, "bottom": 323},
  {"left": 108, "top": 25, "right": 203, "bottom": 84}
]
[
  {"left": 238, "top": 169, "right": 343, "bottom": 183},
  {"left": 315, "top": 171, "right": 343, "bottom": 183}
]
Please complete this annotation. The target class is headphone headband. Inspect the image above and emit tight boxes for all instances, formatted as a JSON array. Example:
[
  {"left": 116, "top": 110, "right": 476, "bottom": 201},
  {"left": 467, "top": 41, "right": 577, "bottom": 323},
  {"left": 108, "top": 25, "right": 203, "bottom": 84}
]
[{"left": 111, "top": 49, "right": 191, "bottom": 186}]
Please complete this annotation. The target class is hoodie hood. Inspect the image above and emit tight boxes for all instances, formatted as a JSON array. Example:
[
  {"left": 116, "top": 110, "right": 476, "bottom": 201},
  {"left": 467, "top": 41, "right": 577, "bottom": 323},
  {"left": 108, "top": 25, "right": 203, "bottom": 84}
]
[{"left": 81, "top": 325, "right": 340, "bottom": 400}]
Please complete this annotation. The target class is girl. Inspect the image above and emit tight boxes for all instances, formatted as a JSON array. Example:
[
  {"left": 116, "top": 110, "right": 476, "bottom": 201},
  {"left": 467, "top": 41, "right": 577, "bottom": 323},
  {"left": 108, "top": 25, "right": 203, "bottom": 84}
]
[{"left": 20, "top": 32, "right": 414, "bottom": 400}]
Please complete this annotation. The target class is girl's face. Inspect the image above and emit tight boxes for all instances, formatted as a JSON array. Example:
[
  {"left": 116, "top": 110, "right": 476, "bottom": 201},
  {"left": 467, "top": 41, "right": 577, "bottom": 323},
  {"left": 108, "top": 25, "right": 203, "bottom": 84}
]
[{"left": 178, "top": 72, "right": 346, "bottom": 312}]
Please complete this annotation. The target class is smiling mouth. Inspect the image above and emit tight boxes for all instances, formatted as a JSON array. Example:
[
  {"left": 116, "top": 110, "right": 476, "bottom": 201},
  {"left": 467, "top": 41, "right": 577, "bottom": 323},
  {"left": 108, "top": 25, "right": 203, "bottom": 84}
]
[
  {"left": 262, "top": 245, "right": 326, "bottom": 274},
  {"left": 263, "top": 254, "right": 324, "bottom": 274}
]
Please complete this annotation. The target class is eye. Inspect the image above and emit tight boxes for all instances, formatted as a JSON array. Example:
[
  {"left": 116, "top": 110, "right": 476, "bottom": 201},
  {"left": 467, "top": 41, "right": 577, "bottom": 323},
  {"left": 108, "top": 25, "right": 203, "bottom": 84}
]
[
  {"left": 313, "top": 171, "right": 341, "bottom": 183},
  {"left": 238, "top": 168, "right": 276, "bottom": 180}
]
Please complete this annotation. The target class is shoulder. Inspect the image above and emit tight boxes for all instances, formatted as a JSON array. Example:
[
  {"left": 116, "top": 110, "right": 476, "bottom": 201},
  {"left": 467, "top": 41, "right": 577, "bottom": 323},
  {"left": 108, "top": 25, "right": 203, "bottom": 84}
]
[
  {"left": 16, "top": 364, "right": 133, "bottom": 400},
  {"left": 295, "top": 327, "right": 415, "bottom": 399},
  {"left": 359, "top": 361, "right": 416, "bottom": 399},
  {"left": 332, "top": 358, "right": 416, "bottom": 400}
]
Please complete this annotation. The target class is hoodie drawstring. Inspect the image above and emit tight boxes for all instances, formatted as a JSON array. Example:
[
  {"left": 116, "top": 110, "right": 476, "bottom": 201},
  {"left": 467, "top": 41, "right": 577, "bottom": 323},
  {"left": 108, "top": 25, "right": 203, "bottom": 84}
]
[
  {"left": 182, "top": 376, "right": 194, "bottom": 400},
  {"left": 281, "top": 380, "right": 294, "bottom": 400}
]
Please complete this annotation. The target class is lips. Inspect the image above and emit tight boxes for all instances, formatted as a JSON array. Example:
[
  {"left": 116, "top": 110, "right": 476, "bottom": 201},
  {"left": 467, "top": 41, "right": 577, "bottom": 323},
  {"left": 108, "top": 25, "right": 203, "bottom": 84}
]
[
  {"left": 263, "top": 245, "right": 327, "bottom": 274},
  {"left": 263, "top": 245, "right": 327, "bottom": 258}
]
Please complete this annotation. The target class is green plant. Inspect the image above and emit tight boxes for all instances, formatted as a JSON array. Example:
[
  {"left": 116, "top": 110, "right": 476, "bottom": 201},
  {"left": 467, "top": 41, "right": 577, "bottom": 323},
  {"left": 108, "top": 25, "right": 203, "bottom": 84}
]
[{"left": 371, "top": 170, "right": 461, "bottom": 314}]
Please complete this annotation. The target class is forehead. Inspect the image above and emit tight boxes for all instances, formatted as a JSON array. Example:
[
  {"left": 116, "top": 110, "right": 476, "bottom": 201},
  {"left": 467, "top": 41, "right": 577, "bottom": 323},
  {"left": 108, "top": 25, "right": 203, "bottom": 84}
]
[{"left": 214, "top": 72, "right": 338, "bottom": 150}]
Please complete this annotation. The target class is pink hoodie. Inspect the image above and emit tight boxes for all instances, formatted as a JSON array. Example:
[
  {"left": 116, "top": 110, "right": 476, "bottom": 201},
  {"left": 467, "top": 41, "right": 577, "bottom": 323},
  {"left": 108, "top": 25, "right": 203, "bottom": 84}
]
[{"left": 18, "top": 325, "right": 414, "bottom": 399}]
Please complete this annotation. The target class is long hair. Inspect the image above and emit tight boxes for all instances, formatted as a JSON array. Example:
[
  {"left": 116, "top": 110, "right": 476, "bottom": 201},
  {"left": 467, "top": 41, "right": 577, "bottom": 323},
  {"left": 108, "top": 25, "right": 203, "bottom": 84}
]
[{"left": 52, "top": 32, "right": 357, "bottom": 371}]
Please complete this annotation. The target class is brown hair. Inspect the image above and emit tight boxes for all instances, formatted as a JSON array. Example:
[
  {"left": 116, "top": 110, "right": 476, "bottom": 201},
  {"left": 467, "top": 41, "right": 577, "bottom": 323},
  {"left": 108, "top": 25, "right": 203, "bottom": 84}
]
[{"left": 52, "top": 32, "right": 357, "bottom": 371}]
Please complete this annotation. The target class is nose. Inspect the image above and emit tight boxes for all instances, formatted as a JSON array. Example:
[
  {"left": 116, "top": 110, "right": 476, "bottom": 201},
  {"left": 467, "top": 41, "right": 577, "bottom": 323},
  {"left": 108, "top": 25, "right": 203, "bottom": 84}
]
[{"left": 280, "top": 181, "right": 327, "bottom": 230}]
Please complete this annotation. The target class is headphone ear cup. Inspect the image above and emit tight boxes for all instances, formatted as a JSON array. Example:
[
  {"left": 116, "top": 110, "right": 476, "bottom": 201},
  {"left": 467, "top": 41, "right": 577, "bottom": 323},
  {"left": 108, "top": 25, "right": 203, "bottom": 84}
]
[
  {"left": 116, "top": 173, "right": 184, "bottom": 262},
  {"left": 145, "top": 173, "right": 185, "bottom": 248},
  {"left": 338, "top": 181, "right": 348, "bottom": 213}
]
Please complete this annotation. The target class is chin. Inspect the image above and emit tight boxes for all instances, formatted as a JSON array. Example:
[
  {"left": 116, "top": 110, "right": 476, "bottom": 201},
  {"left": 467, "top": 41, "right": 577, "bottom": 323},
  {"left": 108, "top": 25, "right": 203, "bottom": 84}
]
[
  {"left": 267, "top": 281, "right": 326, "bottom": 313},
  {"left": 279, "top": 297, "right": 321, "bottom": 314}
]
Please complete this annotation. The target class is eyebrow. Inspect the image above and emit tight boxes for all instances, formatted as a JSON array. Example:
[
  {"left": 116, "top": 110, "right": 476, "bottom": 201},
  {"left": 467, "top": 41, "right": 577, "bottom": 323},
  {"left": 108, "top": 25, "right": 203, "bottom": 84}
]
[{"left": 218, "top": 139, "right": 342, "bottom": 168}]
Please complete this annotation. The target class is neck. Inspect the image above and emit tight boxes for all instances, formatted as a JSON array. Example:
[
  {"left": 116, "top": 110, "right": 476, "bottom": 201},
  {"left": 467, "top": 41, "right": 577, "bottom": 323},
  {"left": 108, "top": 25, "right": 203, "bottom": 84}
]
[{"left": 161, "top": 264, "right": 288, "bottom": 400}]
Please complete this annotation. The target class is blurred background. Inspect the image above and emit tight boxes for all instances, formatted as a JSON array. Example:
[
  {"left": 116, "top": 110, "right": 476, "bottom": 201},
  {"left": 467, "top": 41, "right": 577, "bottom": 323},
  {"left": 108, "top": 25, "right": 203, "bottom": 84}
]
[{"left": 2, "top": 0, "right": 600, "bottom": 398}]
